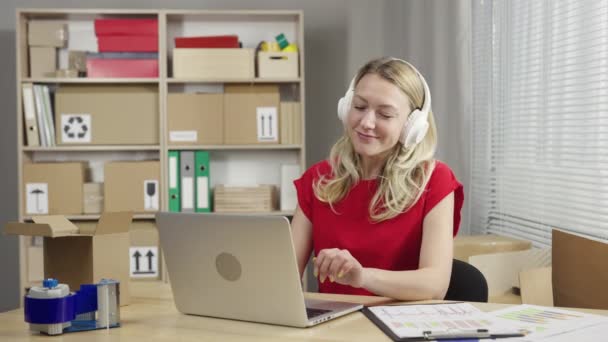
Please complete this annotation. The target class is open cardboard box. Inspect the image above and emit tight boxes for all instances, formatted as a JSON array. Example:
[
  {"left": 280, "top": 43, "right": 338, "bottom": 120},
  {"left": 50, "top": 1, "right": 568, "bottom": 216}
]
[
  {"left": 4, "top": 212, "right": 132, "bottom": 305},
  {"left": 468, "top": 230, "right": 608, "bottom": 310}
]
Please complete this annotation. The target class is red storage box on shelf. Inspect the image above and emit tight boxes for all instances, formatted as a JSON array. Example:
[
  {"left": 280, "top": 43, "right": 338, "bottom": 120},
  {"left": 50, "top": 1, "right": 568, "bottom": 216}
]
[
  {"left": 86, "top": 59, "right": 159, "bottom": 78},
  {"left": 94, "top": 18, "right": 158, "bottom": 36},
  {"left": 174, "top": 35, "right": 239, "bottom": 48},
  {"left": 97, "top": 36, "right": 158, "bottom": 52}
]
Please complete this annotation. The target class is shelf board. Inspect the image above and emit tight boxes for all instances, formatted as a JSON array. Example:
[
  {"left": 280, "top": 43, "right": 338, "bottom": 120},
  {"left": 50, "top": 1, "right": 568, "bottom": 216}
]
[
  {"left": 167, "top": 77, "right": 301, "bottom": 84},
  {"left": 22, "top": 78, "right": 160, "bottom": 84},
  {"left": 167, "top": 144, "right": 302, "bottom": 151},
  {"left": 23, "top": 212, "right": 292, "bottom": 221},
  {"left": 22, "top": 145, "right": 161, "bottom": 152},
  {"left": 24, "top": 214, "right": 156, "bottom": 221},
  {"left": 212, "top": 211, "right": 294, "bottom": 216}
]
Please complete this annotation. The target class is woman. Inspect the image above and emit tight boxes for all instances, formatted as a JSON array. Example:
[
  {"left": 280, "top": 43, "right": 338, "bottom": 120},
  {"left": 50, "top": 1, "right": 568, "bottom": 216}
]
[{"left": 292, "top": 57, "right": 464, "bottom": 301}]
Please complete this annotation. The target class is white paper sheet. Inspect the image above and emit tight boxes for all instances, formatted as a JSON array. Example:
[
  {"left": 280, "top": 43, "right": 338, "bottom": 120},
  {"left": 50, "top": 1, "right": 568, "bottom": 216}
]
[{"left": 368, "top": 303, "right": 523, "bottom": 339}]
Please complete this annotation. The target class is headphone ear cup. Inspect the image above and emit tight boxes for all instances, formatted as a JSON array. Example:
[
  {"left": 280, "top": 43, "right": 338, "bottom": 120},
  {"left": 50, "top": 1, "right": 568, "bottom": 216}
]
[
  {"left": 337, "top": 89, "right": 353, "bottom": 122},
  {"left": 401, "top": 109, "right": 429, "bottom": 147}
]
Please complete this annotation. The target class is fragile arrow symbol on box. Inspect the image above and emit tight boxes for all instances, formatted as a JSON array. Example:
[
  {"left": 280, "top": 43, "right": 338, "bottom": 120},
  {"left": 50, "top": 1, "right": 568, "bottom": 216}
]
[
  {"left": 133, "top": 249, "right": 155, "bottom": 274},
  {"left": 133, "top": 250, "right": 141, "bottom": 271}
]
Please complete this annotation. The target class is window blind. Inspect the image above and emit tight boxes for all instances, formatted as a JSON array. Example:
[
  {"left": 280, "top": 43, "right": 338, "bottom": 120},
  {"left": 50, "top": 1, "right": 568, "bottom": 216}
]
[{"left": 470, "top": 0, "right": 608, "bottom": 247}]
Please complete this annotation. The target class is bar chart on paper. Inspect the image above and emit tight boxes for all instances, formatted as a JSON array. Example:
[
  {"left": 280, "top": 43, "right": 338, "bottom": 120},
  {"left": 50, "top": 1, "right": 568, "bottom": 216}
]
[
  {"left": 496, "top": 306, "right": 583, "bottom": 326},
  {"left": 490, "top": 304, "right": 608, "bottom": 339}
]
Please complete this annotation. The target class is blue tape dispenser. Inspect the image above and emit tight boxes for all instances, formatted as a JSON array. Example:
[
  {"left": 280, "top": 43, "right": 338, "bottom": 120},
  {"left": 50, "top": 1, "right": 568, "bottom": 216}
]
[{"left": 24, "top": 278, "right": 120, "bottom": 335}]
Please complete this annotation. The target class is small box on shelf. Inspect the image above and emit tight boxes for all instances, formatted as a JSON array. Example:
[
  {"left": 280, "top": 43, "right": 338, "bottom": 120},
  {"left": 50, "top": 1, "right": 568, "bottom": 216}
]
[
  {"left": 55, "top": 85, "right": 159, "bottom": 145},
  {"left": 83, "top": 182, "right": 104, "bottom": 214},
  {"left": 104, "top": 161, "right": 160, "bottom": 214},
  {"left": 172, "top": 48, "right": 254, "bottom": 79},
  {"left": 28, "top": 20, "right": 67, "bottom": 47},
  {"left": 23, "top": 162, "right": 86, "bottom": 215},
  {"left": 214, "top": 185, "right": 277, "bottom": 213},
  {"left": 167, "top": 93, "right": 223, "bottom": 145},
  {"left": 224, "top": 84, "right": 280, "bottom": 145},
  {"left": 257, "top": 51, "right": 299, "bottom": 79}
]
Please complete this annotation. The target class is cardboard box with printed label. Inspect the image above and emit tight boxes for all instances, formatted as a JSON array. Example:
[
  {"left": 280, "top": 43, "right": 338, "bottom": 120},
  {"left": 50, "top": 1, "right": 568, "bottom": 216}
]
[
  {"left": 224, "top": 84, "right": 280, "bottom": 145},
  {"left": 173, "top": 48, "right": 254, "bottom": 79},
  {"left": 104, "top": 161, "right": 160, "bottom": 214},
  {"left": 4, "top": 212, "right": 132, "bottom": 305},
  {"left": 167, "top": 93, "right": 223, "bottom": 145},
  {"left": 23, "top": 162, "right": 86, "bottom": 215},
  {"left": 55, "top": 85, "right": 159, "bottom": 145},
  {"left": 129, "top": 221, "right": 160, "bottom": 280}
]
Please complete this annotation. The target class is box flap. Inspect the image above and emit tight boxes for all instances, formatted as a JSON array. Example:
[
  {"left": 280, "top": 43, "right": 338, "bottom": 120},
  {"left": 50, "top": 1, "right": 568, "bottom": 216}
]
[
  {"left": 520, "top": 267, "right": 553, "bottom": 306},
  {"left": 553, "top": 229, "right": 608, "bottom": 309},
  {"left": 4, "top": 216, "right": 79, "bottom": 237},
  {"left": 4, "top": 222, "right": 52, "bottom": 237},
  {"left": 95, "top": 212, "right": 133, "bottom": 235}
]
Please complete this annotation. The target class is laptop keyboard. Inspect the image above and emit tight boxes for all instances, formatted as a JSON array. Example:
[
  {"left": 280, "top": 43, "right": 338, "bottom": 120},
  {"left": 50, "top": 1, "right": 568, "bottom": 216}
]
[{"left": 306, "top": 307, "right": 331, "bottom": 319}]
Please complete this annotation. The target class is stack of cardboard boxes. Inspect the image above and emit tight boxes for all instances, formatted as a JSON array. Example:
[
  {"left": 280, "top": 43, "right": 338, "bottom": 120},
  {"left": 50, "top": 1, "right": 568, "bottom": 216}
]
[
  {"left": 87, "top": 18, "right": 159, "bottom": 78},
  {"left": 28, "top": 20, "right": 67, "bottom": 77}
]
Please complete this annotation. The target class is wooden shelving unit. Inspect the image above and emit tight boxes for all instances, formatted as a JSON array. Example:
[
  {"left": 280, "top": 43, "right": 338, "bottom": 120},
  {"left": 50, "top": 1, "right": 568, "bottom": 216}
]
[{"left": 16, "top": 8, "right": 306, "bottom": 292}]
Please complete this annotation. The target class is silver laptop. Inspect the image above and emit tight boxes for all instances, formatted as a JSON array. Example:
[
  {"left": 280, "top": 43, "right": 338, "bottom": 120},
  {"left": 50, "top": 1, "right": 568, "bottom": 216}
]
[{"left": 156, "top": 212, "right": 363, "bottom": 327}]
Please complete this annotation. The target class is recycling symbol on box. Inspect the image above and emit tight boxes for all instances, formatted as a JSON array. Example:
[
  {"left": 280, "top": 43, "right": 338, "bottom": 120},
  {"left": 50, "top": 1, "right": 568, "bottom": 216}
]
[{"left": 61, "top": 114, "right": 91, "bottom": 143}]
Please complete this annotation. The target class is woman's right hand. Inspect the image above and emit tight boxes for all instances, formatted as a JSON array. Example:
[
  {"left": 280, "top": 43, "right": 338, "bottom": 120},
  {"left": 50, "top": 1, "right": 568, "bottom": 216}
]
[{"left": 314, "top": 248, "right": 367, "bottom": 288}]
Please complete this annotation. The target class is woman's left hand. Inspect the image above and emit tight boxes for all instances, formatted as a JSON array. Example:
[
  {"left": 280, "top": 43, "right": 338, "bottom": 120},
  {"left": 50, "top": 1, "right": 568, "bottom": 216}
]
[{"left": 313, "top": 248, "right": 366, "bottom": 288}]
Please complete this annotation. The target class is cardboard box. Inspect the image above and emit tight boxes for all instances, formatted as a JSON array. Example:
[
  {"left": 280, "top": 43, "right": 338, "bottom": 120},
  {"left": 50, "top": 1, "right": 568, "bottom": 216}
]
[
  {"left": 28, "top": 20, "right": 67, "bottom": 47},
  {"left": 55, "top": 85, "right": 159, "bottom": 145},
  {"left": 224, "top": 85, "right": 280, "bottom": 144},
  {"left": 469, "top": 248, "right": 551, "bottom": 297},
  {"left": 553, "top": 229, "right": 608, "bottom": 309},
  {"left": 23, "top": 162, "right": 85, "bottom": 215},
  {"left": 104, "top": 161, "right": 160, "bottom": 213},
  {"left": 214, "top": 185, "right": 277, "bottom": 212},
  {"left": 130, "top": 221, "right": 161, "bottom": 281},
  {"left": 167, "top": 93, "right": 223, "bottom": 145},
  {"left": 4, "top": 212, "right": 133, "bottom": 305},
  {"left": 83, "top": 183, "right": 104, "bottom": 214},
  {"left": 68, "top": 50, "right": 87, "bottom": 73},
  {"left": 258, "top": 51, "right": 299, "bottom": 79},
  {"left": 130, "top": 221, "right": 158, "bottom": 247},
  {"left": 29, "top": 46, "right": 56, "bottom": 78},
  {"left": 454, "top": 234, "right": 532, "bottom": 262},
  {"left": 173, "top": 48, "right": 254, "bottom": 79}
]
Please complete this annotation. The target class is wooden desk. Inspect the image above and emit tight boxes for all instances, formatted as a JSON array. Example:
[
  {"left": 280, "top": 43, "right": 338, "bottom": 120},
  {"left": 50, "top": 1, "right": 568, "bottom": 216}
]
[{"left": 1, "top": 281, "right": 607, "bottom": 341}]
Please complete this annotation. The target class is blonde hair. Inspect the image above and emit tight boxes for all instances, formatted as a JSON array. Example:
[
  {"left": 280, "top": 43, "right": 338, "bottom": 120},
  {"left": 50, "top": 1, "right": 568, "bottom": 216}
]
[{"left": 314, "top": 57, "right": 438, "bottom": 222}]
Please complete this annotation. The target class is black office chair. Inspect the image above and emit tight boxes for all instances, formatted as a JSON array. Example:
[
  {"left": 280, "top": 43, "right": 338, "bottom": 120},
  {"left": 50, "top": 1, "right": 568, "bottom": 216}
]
[{"left": 444, "top": 259, "right": 488, "bottom": 302}]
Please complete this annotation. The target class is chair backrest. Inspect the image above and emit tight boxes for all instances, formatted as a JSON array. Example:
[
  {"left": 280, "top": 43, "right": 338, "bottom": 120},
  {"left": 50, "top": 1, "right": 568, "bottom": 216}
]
[{"left": 444, "top": 259, "right": 489, "bottom": 302}]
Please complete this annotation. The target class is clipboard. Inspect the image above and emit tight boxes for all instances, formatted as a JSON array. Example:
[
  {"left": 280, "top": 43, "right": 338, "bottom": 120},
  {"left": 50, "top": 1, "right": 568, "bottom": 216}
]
[{"left": 362, "top": 304, "right": 526, "bottom": 341}]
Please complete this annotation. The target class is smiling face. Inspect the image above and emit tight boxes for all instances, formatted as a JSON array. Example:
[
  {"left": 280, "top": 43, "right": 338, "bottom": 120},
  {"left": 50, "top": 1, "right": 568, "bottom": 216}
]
[{"left": 346, "top": 73, "right": 412, "bottom": 161}]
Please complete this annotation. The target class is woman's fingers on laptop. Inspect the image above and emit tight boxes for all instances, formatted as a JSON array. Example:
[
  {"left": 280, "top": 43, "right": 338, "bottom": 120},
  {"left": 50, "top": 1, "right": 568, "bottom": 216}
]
[
  {"left": 315, "top": 248, "right": 338, "bottom": 283},
  {"left": 315, "top": 248, "right": 363, "bottom": 286}
]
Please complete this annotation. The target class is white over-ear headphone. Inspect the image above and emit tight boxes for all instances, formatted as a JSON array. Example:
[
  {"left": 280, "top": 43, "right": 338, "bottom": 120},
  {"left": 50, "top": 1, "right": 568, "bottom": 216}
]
[{"left": 337, "top": 58, "right": 431, "bottom": 148}]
